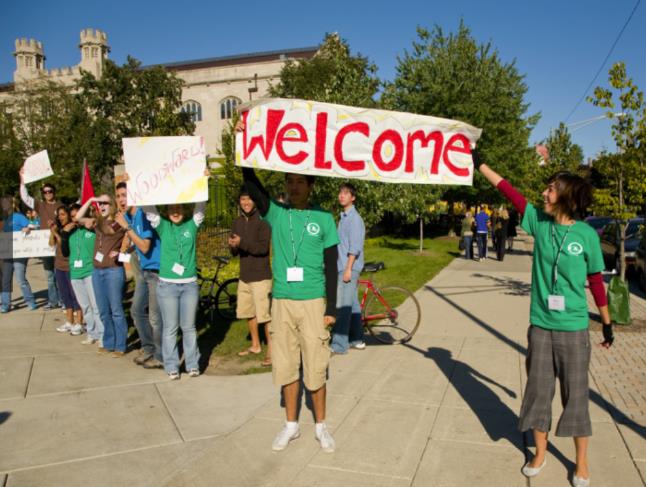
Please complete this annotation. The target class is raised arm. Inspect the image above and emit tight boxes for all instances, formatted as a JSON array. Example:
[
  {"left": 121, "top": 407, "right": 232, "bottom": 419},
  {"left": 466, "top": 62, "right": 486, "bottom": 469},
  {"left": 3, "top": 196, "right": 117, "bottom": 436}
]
[
  {"left": 242, "top": 168, "right": 270, "bottom": 216},
  {"left": 193, "top": 201, "right": 206, "bottom": 226},
  {"left": 142, "top": 206, "right": 161, "bottom": 229},
  {"left": 19, "top": 168, "right": 35, "bottom": 210},
  {"left": 473, "top": 149, "right": 527, "bottom": 215}
]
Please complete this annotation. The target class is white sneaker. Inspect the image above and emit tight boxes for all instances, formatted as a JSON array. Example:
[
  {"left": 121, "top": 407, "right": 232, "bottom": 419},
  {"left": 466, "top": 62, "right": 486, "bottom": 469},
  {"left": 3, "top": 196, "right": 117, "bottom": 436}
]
[
  {"left": 351, "top": 342, "right": 366, "bottom": 350},
  {"left": 70, "top": 324, "right": 84, "bottom": 336},
  {"left": 56, "top": 322, "right": 73, "bottom": 333},
  {"left": 315, "top": 424, "right": 336, "bottom": 453},
  {"left": 272, "top": 423, "right": 300, "bottom": 451},
  {"left": 81, "top": 337, "right": 97, "bottom": 345}
]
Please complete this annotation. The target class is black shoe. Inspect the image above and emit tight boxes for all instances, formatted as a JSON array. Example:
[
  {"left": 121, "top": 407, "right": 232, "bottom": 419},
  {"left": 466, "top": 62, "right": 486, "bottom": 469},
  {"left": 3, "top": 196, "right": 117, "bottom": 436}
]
[
  {"left": 133, "top": 352, "right": 153, "bottom": 365},
  {"left": 142, "top": 358, "right": 164, "bottom": 369}
]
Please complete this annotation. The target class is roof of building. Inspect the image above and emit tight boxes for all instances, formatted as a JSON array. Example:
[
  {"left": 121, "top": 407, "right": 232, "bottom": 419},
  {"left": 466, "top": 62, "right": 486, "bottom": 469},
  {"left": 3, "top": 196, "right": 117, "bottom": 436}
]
[{"left": 147, "top": 46, "right": 319, "bottom": 71}]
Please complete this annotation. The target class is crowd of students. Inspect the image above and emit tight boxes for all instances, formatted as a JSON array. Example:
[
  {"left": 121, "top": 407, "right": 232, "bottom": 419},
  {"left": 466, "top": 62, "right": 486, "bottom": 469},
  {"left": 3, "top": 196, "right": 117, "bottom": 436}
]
[{"left": 460, "top": 204, "right": 519, "bottom": 261}]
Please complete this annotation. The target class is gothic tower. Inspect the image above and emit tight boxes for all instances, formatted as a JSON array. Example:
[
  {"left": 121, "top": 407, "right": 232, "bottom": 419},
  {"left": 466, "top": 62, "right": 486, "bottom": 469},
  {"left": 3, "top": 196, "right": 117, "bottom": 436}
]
[
  {"left": 13, "top": 38, "right": 46, "bottom": 83},
  {"left": 78, "top": 28, "right": 110, "bottom": 77}
]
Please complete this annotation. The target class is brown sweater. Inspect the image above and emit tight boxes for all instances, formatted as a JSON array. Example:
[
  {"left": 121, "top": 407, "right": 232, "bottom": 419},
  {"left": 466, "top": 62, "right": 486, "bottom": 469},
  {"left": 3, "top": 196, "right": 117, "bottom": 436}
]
[
  {"left": 230, "top": 209, "right": 271, "bottom": 283},
  {"left": 93, "top": 219, "right": 126, "bottom": 269},
  {"left": 35, "top": 200, "right": 61, "bottom": 229}
]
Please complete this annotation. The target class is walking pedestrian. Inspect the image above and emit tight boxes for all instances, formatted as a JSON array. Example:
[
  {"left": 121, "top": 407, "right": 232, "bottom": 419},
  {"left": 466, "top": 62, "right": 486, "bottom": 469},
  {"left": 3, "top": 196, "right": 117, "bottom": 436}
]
[
  {"left": 474, "top": 205, "right": 490, "bottom": 261},
  {"left": 460, "top": 211, "right": 475, "bottom": 260},
  {"left": 507, "top": 209, "right": 519, "bottom": 251},
  {"left": 494, "top": 207, "right": 509, "bottom": 261}
]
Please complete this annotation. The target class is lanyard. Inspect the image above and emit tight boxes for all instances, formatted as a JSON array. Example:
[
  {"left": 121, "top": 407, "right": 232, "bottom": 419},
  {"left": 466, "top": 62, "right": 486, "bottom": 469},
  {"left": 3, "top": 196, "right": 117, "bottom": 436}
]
[
  {"left": 288, "top": 208, "right": 311, "bottom": 266},
  {"left": 550, "top": 223, "right": 572, "bottom": 293},
  {"left": 173, "top": 224, "right": 185, "bottom": 262}
]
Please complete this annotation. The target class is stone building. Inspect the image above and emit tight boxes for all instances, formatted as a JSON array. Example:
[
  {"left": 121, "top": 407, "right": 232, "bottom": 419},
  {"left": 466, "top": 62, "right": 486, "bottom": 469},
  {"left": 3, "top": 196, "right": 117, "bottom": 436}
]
[{"left": 0, "top": 28, "right": 318, "bottom": 157}]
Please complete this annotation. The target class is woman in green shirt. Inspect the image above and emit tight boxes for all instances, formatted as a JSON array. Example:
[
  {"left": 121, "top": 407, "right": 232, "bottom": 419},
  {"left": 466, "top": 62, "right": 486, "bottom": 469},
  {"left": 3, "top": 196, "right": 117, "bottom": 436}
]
[{"left": 475, "top": 149, "right": 613, "bottom": 487}]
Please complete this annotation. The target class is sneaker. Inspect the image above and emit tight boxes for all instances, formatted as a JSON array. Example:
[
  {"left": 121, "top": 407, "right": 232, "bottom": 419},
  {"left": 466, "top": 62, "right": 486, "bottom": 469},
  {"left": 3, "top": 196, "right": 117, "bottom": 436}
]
[
  {"left": 351, "top": 342, "right": 366, "bottom": 350},
  {"left": 315, "top": 424, "right": 336, "bottom": 453},
  {"left": 142, "top": 358, "right": 164, "bottom": 369},
  {"left": 272, "top": 423, "right": 300, "bottom": 451},
  {"left": 168, "top": 371, "right": 180, "bottom": 380},
  {"left": 28, "top": 303, "right": 38, "bottom": 311},
  {"left": 81, "top": 337, "right": 97, "bottom": 345},
  {"left": 111, "top": 351, "right": 125, "bottom": 358},
  {"left": 43, "top": 303, "right": 54, "bottom": 310},
  {"left": 1, "top": 307, "right": 10, "bottom": 313},
  {"left": 70, "top": 324, "right": 84, "bottom": 336},
  {"left": 97, "top": 347, "right": 110, "bottom": 354},
  {"left": 133, "top": 352, "right": 153, "bottom": 366},
  {"left": 188, "top": 368, "right": 200, "bottom": 377},
  {"left": 56, "top": 322, "right": 73, "bottom": 333}
]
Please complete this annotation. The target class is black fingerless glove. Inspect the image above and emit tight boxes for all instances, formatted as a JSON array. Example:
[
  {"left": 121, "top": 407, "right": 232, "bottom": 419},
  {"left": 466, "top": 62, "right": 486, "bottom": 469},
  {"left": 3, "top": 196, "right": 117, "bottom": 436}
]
[
  {"left": 471, "top": 148, "right": 483, "bottom": 170},
  {"left": 602, "top": 323, "right": 614, "bottom": 347}
]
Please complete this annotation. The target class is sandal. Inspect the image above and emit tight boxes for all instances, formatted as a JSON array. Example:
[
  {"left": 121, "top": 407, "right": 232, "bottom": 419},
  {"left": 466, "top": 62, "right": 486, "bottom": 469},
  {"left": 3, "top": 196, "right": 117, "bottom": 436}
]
[
  {"left": 261, "top": 357, "right": 272, "bottom": 367},
  {"left": 238, "top": 348, "right": 262, "bottom": 357}
]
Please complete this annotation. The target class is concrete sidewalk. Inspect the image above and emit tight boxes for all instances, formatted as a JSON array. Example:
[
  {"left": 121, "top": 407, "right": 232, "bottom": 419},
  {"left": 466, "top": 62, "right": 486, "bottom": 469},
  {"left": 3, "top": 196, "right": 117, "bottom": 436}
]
[{"left": 0, "top": 235, "right": 644, "bottom": 486}]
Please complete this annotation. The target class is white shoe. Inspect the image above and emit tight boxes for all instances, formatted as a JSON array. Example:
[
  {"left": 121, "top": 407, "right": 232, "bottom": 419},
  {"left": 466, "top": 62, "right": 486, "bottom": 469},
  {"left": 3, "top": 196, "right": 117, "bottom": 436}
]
[
  {"left": 56, "top": 322, "right": 73, "bottom": 333},
  {"left": 70, "top": 324, "right": 84, "bottom": 336},
  {"left": 351, "top": 342, "right": 366, "bottom": 350},
  {"left": 272, "top": 424, "right": 300, "bottom": 451},
  {"left": 572, "top": 475, "right": 590, "bottom": 487},
  {"left": 81, "top": 337, "right": 97, "bottom": 345},
  {"left": 522, "top": 458, "right": 546, "bottom": 477},
  {"left": 315, "top": 424, "right": 336, "bottom": 453}
]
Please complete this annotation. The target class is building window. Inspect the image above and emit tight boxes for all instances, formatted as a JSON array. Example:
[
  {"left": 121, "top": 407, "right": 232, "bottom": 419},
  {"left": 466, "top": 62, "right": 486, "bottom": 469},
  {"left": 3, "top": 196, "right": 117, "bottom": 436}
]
[
  {"left": 92, "top": 47, "right": 98, "bottom": 58},
  {"left": 84, "top": 47, "right": 89, "bottom": 58},
  {"left": 181, "top": 100, "right": 202, "bottom": 122},
  {"left": 220, "top": 97, "right": 240, "bottom": 120}
]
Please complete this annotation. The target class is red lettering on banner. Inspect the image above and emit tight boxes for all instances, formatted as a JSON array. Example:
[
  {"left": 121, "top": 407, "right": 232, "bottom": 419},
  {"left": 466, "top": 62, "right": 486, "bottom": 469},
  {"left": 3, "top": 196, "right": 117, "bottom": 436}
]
[
  {"left": 242, "top": 109, "right": 285, "bottom": 159},
  {"left": 373, "top": 130, "right": 404, "bottom": 172},
  {"left": 406, "top": 130, "right": 443, "bottom": 174},
  {"left": 334, "top": 122, "right": 369, "bottom": 172},
  {"left": 314, "top": 112, "right": 331, "bottom": 169},
  {"left": 276, "top": 123, "right": 308, "bottom": 165},
  {"left": 442, "top": 134, "right": 471, "bottom": 177}
]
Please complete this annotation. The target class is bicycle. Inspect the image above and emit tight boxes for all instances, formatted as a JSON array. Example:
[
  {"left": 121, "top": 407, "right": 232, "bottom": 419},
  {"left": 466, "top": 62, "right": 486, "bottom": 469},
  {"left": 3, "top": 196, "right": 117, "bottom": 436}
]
[
  {"left": 197, "top": 256, "right": 239, "bottom": 321},
  {"left": 359, "top": 262, "right": 421, "bottom": 344}
]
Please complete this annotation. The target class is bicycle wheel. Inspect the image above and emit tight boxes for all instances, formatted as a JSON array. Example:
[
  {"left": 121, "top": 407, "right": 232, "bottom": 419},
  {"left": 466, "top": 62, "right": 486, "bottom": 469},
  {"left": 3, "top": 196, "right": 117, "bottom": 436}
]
[
  {"left": 363, "top": 286, "right": 421, "bottom": 344},
  {"left": 215, "top": 278, "right": 239, "bottom": 320}
]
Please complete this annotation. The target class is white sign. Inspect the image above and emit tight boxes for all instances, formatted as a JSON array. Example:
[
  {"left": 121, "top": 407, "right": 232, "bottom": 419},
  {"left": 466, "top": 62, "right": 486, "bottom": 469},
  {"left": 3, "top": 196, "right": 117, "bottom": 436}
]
[
  {"left": 23, "top": 150, "right": 54, "bottom": 184},
  {"left": 122, "top": 136, "right": 209, "bottom": 206},
  {"left": 0, "top": 230, "right": 55, "bottom": 259},
  {"left": 236, "top": 98, "right": 482, "bottom": 186}
]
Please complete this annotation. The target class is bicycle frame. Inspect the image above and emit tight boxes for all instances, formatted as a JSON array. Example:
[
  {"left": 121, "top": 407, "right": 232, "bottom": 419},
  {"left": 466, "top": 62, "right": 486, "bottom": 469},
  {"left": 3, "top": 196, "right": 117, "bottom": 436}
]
[{"left": 358, "top": 279, "right": 397, "bottom": 324}]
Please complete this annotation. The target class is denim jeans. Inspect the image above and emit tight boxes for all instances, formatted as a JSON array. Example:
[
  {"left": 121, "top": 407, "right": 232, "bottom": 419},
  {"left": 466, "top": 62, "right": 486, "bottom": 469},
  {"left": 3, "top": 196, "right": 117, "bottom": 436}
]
[
  {"left": 156, "top": 280, "right": 200, "bottom": 373},
  {"left": 71, "top": 276, "right": 104, "bottom": 342},
  {"left": 92, "top": 267, "right": 127, "bottom": 352},
  {"left": 476, "top": 232, "right": 488, "bottom": 259},
  {"left": 463, "top": 235, "right": 473, "bottom": 260},
  {"left": 131, "top": 268, "right": 163, "bottom": 361},
  {"left": 42, "top": 257, "right": 61, "bottom": 306},
  {"left": 331, "top": 270, "right": 364, "bottom": 353},
  {"left": 2, "top": 259, "right": 36, "bottom": 309}
]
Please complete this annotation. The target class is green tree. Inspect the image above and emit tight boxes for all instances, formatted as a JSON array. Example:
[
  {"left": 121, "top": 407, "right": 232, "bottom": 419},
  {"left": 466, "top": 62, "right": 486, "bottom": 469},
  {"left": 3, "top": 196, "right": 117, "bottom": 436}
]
[{"left": 588, "top": 62, "right": 646, "bottom": 280}]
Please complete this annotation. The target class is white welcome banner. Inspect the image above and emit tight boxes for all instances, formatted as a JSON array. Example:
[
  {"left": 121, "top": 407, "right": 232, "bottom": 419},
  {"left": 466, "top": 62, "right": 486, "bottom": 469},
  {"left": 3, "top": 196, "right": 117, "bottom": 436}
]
[
  {"left": 122, "top": 136, "right": 209, "bottom": 206},
  {"left": 236, "top": 98, "right": 481, "bottom": 185},
  {"left": 0, "top": 230, "right": 55, "bottom": 259},
  {"left": 23, "top": 150, "right": 54, "bottom": 184}
]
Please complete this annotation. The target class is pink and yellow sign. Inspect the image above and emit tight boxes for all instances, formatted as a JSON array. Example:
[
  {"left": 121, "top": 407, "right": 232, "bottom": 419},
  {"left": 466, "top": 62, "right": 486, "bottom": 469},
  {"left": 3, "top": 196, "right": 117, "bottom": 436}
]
[
  {"left": 236, "top": 98, "right": 481, "bottom": 185},
  {"left": 122, "top": 136, "right": 209, "bottom": 206}
]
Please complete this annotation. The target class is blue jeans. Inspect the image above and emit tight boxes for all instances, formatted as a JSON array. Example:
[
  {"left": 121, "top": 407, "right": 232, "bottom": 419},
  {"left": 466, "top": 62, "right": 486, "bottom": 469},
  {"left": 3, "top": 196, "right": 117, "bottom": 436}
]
[
  {"left": 71, "top": 276, "right": 104, "bottom": 342},
  {"left": 156, "top": 280, "right": 200, "bottom": 373},
  {"left": 476, "top": 232, "right": 488, "bottom": 259},
  {"left": 463, "top": 235, "right": 473, "bottom": 260},
  {"left": 132, "top": 268, "right": 163, "bottom": 361},
  {"left": 92, "top": 267, "right": 127, "bottom": 352},
  {"left": 42, "top": 257, "right": 61, "bottom": 306},
  {"left": 2, "top": 259, "right": 36, "bottom": 310},
  {"left": 332, "top": 270, "right": 364, "bottom": 353}
]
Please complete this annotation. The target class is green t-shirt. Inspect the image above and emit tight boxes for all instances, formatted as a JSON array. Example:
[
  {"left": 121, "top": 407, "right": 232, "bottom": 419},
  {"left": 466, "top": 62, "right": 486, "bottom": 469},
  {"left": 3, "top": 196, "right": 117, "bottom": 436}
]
[
  {"left": 264, "top": 200, "right": 339, "bottom": 300},
  {"left": 155, "top": 217, "right": 199, "bottom": 280},
  {"left": 522, "top": 203, "right": 604, "bottom": 331},
  {"left": 68, "top": 228, "right": 96, "bottom": 279}
]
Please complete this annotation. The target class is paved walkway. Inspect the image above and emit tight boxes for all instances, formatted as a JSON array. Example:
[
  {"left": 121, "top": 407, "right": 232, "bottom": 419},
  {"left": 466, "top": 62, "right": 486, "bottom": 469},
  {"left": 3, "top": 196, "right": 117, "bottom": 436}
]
[{"left": 0, "top": 234, "right": 644, "bottom": 486}]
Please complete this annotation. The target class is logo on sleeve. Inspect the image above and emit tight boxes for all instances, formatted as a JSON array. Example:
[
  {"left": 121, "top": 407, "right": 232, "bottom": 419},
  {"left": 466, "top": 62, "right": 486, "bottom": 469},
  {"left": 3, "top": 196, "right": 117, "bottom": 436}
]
[
  {"left": 567, "top": 242, "right": 584, "bottom": 255},
  {"left": 306, "top": 222, "right": 321, "bottom": 236}
]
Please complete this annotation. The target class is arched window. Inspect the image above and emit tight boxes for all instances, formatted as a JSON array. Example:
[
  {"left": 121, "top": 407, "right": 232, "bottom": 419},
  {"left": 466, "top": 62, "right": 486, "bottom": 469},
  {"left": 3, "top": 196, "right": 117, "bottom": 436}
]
[
  {"left": 220, "top": 97, "right": 241, "bottom": 120},
  {"left": 181, "top": 100, "right": 202, "bottom": 123}
]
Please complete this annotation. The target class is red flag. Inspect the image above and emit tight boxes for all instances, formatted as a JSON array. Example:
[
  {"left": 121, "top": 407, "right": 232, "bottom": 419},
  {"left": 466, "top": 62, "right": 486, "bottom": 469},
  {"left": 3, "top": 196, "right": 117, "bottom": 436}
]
[{"left": 80, "top": 160, "right": 98, "bottom": 210}]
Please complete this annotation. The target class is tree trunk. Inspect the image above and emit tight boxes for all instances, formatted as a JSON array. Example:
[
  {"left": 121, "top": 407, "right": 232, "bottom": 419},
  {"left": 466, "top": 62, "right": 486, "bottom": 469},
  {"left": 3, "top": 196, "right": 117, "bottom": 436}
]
[
  {"left": 619, "top": 170, "right": 626, "bottom": 281},
  {"left": 419, "top": 216, "right": 424, "bottom": 253}
]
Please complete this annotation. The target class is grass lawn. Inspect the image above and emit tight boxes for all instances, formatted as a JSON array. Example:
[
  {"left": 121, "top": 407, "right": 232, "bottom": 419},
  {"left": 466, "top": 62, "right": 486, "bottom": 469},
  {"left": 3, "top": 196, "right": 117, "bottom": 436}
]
[{"left": 198, "top": 235, "right": 459, "bottom": 375}]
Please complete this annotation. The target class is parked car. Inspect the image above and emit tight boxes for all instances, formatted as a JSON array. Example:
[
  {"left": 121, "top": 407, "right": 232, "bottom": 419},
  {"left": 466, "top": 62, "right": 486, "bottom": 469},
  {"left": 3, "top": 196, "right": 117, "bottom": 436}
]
[
  {"left": 635, "top": 233, "right": 646, "bottom": 291},
  {"left": 584, "top": 216, "right": 613, "bottom": 236},
  {"left": 599, "top": 218, "right": 645, "bottom": 274}
]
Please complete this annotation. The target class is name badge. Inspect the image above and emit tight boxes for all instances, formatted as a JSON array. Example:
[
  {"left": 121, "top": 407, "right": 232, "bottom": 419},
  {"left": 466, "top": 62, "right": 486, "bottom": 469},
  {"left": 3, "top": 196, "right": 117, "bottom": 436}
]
[
  {"left": 172, "top": 263, "right": 185, "bottom": 276},
  {"left": 73, "top": 260, "right": 83, "bottom": 268},
  {"left": 118, "top": 252, "right": 131, "bottom": 263},
  {"left": 287, "top": 267, "right": 304, "bottom": 282},
  {"left": 548, "top": 295, "right": 565, "bottom": 311},
  {"left": 94, "top": 252, "right": 104, "bottom": 263}
]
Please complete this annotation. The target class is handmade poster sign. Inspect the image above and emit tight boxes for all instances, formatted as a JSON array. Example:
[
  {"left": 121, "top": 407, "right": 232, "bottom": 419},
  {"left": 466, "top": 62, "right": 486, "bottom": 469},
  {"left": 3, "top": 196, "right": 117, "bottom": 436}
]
[
  {"left": 22, "top": 150, "right": 54, "bottom": 184},
  {"left": 236, "top": 98, "right": 481, "bottom": 185},
  {"left": 122, "top": 136, "right": 209, "bottom": 206},
  {"left": 0, "top": 230, "right": 55, "bottom": 259}
]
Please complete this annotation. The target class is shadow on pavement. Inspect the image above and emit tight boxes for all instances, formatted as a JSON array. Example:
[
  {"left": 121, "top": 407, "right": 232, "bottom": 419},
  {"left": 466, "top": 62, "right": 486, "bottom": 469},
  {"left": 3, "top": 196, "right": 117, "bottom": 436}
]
[{"left": 0, "top": 411, "right": 11, "bottom": 426}]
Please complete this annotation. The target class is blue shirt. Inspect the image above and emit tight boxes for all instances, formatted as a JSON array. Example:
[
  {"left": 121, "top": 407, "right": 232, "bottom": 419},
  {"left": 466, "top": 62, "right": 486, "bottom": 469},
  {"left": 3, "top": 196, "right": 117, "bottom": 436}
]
[
  {"left": 125, "top": 208, "right": 161, "bottom": 270},
  {"left": 337, "top": 205, "right": 365, "bottom": 273},
  {"left": 475, "top": 211, "right": 489, "bottom": 233},
  {"left": 3, "top": 213, "right": 30, "bottom": 232}
]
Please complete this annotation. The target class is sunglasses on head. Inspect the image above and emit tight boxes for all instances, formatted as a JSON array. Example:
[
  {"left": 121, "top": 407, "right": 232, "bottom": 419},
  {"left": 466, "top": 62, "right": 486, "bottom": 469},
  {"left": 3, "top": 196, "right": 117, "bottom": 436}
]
[
  {"left": 42, "top": 189, "right": 54, "bottom": 194},
  {"left": 97, "top": 201, "right": 110, "bottom": 206}
]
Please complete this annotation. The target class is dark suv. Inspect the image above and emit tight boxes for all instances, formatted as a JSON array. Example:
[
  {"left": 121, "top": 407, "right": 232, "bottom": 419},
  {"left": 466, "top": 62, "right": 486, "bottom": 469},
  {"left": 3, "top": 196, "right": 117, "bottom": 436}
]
[
  {"left": 599, "top": 218, "right": 645, "bottom": 275},
  {"left": 635, "top": 233, "right": 646, "bottom": 291}
]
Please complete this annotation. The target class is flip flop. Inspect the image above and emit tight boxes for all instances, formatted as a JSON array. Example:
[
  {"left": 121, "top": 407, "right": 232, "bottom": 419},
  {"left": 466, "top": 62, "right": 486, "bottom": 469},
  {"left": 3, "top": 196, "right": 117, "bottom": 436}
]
[
  {"left": 238, "top": 348, "right": 262, "bottom": 357},
  {"left": 261, "top": 357, "right": 272, "bottom": 367}
]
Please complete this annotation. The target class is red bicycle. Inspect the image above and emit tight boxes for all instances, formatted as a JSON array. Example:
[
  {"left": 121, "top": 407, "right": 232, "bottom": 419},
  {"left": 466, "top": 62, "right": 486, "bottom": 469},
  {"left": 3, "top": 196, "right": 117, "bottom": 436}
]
[{"left": 359, "top": 264, "right": 421, "bottom": 344}]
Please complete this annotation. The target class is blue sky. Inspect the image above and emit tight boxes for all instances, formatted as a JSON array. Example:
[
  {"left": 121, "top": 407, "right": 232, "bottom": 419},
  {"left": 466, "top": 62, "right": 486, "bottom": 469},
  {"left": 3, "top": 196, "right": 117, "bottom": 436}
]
[{"left": 2, "top": 0, "right": 644, "bottom": 160}]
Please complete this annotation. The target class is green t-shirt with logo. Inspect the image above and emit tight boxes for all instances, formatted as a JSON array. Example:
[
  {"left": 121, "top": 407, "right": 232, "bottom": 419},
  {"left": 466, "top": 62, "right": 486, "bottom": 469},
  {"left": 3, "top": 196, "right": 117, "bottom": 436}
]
[
  {"left": 522, "top": 203, "right": 604, "bottom": 331},
  {"left": 155, "top": 218, "right": 199, "bottom": 280},
  {"left": 264, "top": 200, "right": 339, "bottom": 300},
  {"left": 68, "top": 228, "right": 96, "bottom": 280}
]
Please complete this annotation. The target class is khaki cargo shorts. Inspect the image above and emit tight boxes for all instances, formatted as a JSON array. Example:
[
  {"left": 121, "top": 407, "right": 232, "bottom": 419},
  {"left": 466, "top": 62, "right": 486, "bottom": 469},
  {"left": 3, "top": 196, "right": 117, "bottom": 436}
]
[
  {"left": 270, "top": 298, "right": 330, "bottom": 391},
  {"left": 236, "top": 279, "right": 272, "bottom": 323}
]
